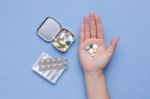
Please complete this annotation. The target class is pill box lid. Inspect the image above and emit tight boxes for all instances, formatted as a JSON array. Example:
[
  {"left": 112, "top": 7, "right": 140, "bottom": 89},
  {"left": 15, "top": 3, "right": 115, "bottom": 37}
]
[{"left": 37, "top": 17, "right": 62, "bottom": 42}]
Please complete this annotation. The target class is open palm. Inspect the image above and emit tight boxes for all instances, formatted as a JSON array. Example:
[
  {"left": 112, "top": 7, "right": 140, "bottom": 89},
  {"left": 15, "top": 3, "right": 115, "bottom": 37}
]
[{"left": 79, "top": 13, "right": 119, "bottom": 74}]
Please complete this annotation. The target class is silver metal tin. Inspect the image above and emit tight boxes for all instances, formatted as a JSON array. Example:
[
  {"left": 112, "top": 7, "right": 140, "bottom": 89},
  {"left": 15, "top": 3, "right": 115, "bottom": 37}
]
[{"left": 37, "top": 17, "right": 75, "bottom": 52}]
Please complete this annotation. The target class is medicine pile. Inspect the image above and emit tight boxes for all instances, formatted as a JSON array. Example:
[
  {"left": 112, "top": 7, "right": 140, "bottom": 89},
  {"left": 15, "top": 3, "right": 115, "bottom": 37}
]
[
  {"left": 85, "top": 43, "right": 98, "bottom": 57},
  {"left": 52, "top": 29, "right": 74, "bottom": 52}
]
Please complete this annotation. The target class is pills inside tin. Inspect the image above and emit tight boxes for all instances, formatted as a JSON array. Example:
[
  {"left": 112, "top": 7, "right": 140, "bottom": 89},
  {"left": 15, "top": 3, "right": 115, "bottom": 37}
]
[
  {"left": 37, "top": 17, "right": 75, "bottom": 52},
  {"left": 52, "top": 29, "right": 75, "bottom": 52}
]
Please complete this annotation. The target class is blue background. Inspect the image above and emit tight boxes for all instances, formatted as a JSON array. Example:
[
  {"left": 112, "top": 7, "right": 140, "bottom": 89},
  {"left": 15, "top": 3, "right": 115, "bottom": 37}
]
[{"left": 0, "top": 0, "right": 150, "bottom": 99}]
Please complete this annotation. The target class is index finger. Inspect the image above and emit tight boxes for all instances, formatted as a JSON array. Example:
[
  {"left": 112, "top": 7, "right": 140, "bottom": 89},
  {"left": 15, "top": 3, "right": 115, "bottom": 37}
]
[{"left": 80, "top": 24, "right": 85, "bottom": 43}]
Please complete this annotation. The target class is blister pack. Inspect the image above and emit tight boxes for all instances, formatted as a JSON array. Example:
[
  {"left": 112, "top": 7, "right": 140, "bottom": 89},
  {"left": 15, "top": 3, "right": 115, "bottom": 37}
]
[{"left": 32, "top": 52, "right": 68, "bottom": 84}]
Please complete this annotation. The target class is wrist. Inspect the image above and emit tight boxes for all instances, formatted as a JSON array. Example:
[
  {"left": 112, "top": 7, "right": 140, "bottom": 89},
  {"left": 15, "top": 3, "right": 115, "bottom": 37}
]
[{"left": 84, "top": 71, "right": 104, "bottom": 79}]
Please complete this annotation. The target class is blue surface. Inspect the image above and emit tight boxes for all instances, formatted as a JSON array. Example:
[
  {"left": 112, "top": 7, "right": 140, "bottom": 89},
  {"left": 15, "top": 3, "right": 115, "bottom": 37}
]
[{"left": 0, "top": 0, "right": 150, "bottom": 99}]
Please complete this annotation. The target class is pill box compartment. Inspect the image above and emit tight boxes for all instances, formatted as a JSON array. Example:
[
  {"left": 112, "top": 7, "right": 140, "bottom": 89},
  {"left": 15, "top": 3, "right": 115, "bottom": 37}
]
[{"left": 37, "top": 17, "right": 75, "bottom": 52}]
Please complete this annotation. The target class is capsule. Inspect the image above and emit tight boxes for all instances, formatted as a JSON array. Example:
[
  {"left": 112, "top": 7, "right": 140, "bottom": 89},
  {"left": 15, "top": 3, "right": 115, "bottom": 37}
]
[
  {"left": 52, "top": 42, "right": 60, "bottom": 47},
  {"left": 59, "top": 40, "right": 66, "bottom": 46},
  {"left": 69, "top": 35, "right": 74, "bottom": 42}
]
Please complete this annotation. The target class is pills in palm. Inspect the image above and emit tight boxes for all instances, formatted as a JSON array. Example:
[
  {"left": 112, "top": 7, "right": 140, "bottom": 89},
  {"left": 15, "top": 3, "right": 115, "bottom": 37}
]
[{"left": 85, "top": 43, "right": 98, "bottom": 57}]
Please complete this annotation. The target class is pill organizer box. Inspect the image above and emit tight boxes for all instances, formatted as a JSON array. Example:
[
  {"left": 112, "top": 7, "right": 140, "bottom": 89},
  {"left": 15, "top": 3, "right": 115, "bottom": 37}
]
[{"left": 37, "top": 17, "right": 75, "bottom": 52}]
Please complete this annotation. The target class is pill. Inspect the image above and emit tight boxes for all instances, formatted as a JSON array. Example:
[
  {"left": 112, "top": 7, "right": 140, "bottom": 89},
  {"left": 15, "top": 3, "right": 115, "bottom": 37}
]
[
  {"left": 66, "top": 41, "right": 71, "bottom": 45},
  {"left": 86, "top": 46, "right": 90, "bottom": 50},
  {"left": 89, "top": 44, "right": 93, "bottom": 48},
  {"left": 59, "top": 40, "right": 66, "bottom": 46},
  {"left": 53, "top": 64, "right": 56, "bottom": 68},
  {"left": 52, "top": 42, "right": 60, "bottom": 47},
  {"left": 93, "top": 49, "right": 96, "bottom": 53},
  {"left": 58, "top": 64, "right": 63, "bottom": 69},
  {"left": 88, "top": 49, "right": 94, "bottom": 54},
  {"left": 54, "top": 38, "right": 57, "bottom": 41},
  {"left": 69, "top": 35, "right": 73, "bottom": 41},
  {"left": 93, "top": 44, "right": 98, "bottom": 49},
  {"left": 60, "top": 33, "right": 65, "bottom": 39},
  {"left": 52, "top": 58, "right": 56, "bottom": 62},
  {"left": 57, "top": 58, "right": 61, "bottom": 61},
  {"left": 90, "top": 53, "right": 95, "bottom": 57},
  {"left": 47, "top": 65, "right": 51, "bottom": 68},
  {"left": 61, "top": 46, "right": 68, "bottom": 52}
]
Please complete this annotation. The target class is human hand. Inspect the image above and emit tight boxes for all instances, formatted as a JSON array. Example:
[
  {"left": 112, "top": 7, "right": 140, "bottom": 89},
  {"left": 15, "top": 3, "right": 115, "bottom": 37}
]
[{"left": 79, "top": 13, "right": 119, "bottom": 75}]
